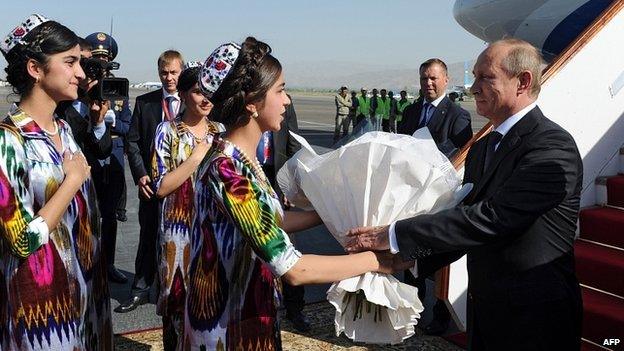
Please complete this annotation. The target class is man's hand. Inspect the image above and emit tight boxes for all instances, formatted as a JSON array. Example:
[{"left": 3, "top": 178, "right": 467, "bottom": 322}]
[
  {"left": 393, "top": 256, "right": 416, "bottom": 272},
  {"left": 138, "top": 175, "right": 154, "bottom": 200},
  {"left": 89, "top": 100, "right": 110, "bottom": 125},
  {"left": 372, "top": 251, "right": 414, "bottom": 274},
  {"left": 78, "top": 79, "right": 98, "bottom": 103},
  {"left": 281, "top": 195, "right": 293, "bottom": 209},
  {"left": 345, "top": 225, "right": 390, "bottom": 252}
]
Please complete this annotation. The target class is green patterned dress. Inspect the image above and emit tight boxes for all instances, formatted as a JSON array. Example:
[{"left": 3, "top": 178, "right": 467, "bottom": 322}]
[{"left": 183, "top": 136, "right": 302, "bottom": 350}]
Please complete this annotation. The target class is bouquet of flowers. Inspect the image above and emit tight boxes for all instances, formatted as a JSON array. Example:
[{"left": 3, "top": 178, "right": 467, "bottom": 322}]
[{"left": 277, "top": 129, "right": 463, "bottom": 344}]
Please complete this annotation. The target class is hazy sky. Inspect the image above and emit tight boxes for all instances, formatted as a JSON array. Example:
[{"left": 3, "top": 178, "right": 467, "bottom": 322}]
[{"left": 0, "top": 0, "right": 486, "bottom": 84}]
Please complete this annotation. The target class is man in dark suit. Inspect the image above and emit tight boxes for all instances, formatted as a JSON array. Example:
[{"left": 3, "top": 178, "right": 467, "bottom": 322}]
[
  {"left": 257, "top": 95, "right": 310, "bottom": 331},
  {"left": 399, "top": 58, "right": 474, "bottom": 335},
  {"left": 56, "top": 100, "right": 112, "bottom": 167},
  {"left": 57, "top": 37, "right": 112, "bottom": 171},
  {"left": 346, "top": 39, "right": 583, "bottom": 350},
  {"left": 83, "top": 32, "right": 133, "bottom": 284},
  {"left": 116, "top": 50, "right": 184, "bottom": 313},
  {"left": 397, "top": 58, "right": 472, "bottom": 158}
]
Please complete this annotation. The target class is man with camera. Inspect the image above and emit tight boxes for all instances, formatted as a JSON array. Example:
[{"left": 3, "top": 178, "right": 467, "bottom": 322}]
[
  {"left": 56, "top": 37, "right": 113, "bottom": 170},
  {"left": 84, "top": 32, "right": 133, "bottom": 284}
]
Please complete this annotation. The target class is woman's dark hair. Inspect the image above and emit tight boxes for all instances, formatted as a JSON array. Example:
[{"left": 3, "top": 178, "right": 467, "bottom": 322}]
[
  {"left": 177, "top": 66, "right": 201, "bottom": 93},
  {"left": 4, "top": 21, "right": 79, "bottom": 97},
  {"left": 208, "top": 37, "right": 282, "bottom": 128}
]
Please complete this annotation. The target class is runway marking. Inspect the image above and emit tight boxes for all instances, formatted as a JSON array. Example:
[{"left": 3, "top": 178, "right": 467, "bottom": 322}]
[
  {"left": 299, "top": 120, "right": 334, "bottom": 127},
  {"left": 299, "top": 132, "right": 334, "bottom": 136}
]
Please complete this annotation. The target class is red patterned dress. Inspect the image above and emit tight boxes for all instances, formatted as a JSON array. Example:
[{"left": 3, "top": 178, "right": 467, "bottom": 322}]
[{"left": 0, "top": 108, "right": 112, "bottom": 350}]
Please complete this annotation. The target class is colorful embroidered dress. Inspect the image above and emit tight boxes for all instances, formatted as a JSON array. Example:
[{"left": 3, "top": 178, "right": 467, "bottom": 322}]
[
  {"left": 183, "top": 137, "right": 302, "bottom": 350},
  {"left": 0, "top": 108, "right": 112, "bottom": 350},
  {"left": 151, "top": 117, "right": 224, "bottom": 340}
]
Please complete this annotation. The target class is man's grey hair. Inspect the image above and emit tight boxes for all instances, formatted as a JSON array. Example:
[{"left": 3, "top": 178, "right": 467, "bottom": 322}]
[{"left": 491, "top": 38, "right": 544, "bottom": 97}]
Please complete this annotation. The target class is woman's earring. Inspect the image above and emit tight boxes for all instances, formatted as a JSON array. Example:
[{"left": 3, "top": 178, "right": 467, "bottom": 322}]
[
  {"left": 35, "top": 76, "right": 40, "bottom": 84},
  {"left": 251, "top": 112, "right": 258, "bottom": 118}
]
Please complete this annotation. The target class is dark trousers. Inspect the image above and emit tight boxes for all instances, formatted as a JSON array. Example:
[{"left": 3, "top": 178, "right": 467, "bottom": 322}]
[
  {"left": 283, "top": 282, "right": 305, "bottom": 315},
  {"left": 467, "top": 284, "right": 582, "bottom": 350},
  {"left": 404, "top": 270, "right": 450, "bottom": 324},
  {"left": 117, "top": 178, "right": 127, "bottom": 216},
  {"left": 263, "top": 164, "right": 307, "bottom": 315},
  {"left": 355, "top": 114, "right": 366, "bottom": 127},
  {"left": 404, "top": 252, "right": 457, "bottom": 327},
  {"left": 132, "top": 198, "right": 159, "bottom": 295},
  {"left": 92, "top": 158, "right": 125, "bottom": 268},
  {"left": 382, "top": 119, "right": 390, "bottom": 132}
]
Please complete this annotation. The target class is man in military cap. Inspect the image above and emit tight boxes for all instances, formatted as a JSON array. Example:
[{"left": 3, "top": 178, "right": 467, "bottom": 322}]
[{"left": 85, "top": 32, "right": 133, "bottom": 284}]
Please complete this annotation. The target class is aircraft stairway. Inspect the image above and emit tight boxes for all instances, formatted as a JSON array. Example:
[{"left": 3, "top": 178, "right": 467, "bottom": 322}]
[{"left": 575, "top": 165, "right": 624, "bottom": 351}]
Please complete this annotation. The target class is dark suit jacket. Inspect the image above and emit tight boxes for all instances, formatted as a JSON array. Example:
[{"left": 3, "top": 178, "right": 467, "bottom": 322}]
[
  {"left": 397, "top": 96, "right": 472, "bottom": 157},
  {"left": 108, "top": 99, "right": 132, "bottom": 167},
  {"left": 266, "top": 96, "right": 301, "bottom": 197},
  {"left": 126, "top": 89, "right": 164, "bottom": 184},
  {"left": 395, "top": 107, "right": 583, "bottom": 347},
  {"left": 56, "top": 101, "right": 112, "bottom": 168}
]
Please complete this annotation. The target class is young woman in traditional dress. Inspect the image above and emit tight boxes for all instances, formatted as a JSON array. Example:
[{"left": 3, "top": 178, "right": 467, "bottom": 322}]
[
  {"left": 151, "top": 63, "right": 225, "bottom": 350},
  {"left": 0, "top": 14, "right": 112, "bottom": 350},
  {"left": 183, "top": 37, "right": 396, "bottom": 350}
]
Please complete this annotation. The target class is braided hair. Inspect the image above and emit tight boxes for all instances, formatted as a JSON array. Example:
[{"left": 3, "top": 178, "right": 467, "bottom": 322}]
[
  {"left": 208, "top": 37, "right": 282, "bottom": 128},
  {"left": 4, "top": 21, "right": 79, "bottom": 97},
  {"left": 177, "top": 66, "right": 201, "bottom": 93}
]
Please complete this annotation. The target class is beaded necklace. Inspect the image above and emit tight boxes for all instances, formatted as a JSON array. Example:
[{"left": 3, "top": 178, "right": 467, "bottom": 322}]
[
  {"left": 41, "top": 121, "right": 59, "bottom": 136},
  {"left": 181, "top": 120, "right": 209, "bottom": 143},
  {"left": 222, "top": 138, "right": 269, "bottom": 185}
]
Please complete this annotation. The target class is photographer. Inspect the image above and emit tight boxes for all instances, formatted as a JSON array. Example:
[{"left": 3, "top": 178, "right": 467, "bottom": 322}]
[
  {"left": 56, "top": 37, "right": 113, "bottom": 166},
  {"left": 85, "top": 32, "right": 132, "bottom": 284}
]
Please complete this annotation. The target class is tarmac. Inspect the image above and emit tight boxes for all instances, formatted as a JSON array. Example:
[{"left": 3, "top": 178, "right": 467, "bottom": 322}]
[{"left": 0, "top": 87, "right": 487, "bottom": 349}]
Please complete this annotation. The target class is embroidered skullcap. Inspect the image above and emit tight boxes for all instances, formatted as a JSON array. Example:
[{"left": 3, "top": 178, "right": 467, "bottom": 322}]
[
  {"left": 1, "top": 14, "right": 50, "bottom": 56},
  {"left": 184, "top": 60, "right": 202, "bottom": 71},
  {"left": 199, "top": 42, "right": 241, "bottom": 96}
]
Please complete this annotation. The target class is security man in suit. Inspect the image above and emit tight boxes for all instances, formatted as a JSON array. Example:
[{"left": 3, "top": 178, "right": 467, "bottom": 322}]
[
  {"left": 346, "top": 39, "right": 583, "bottom": 350},
  {"left": 85, "top": 32, "right": 133, "bottom": 284},
  {"left": 256, "top": 95, "right": 311, "bottom": 332},
  {"left": 118, "top": 50, "right": 185, "bottom": 313},
  {"left": 398, "top": 58, "right": 472, "bottom": 158},
  {"left": 399, "top": 58, "right": 474, "bottom": 335}
]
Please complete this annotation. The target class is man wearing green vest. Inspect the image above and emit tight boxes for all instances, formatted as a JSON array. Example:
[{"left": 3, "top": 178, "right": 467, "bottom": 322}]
[
  {"left": 394, "top": 90, "right": 411, "bottom": 132},
  {"left": 374, "top": 89, "right": 391, "bottom": 131},
  {"left": 355, "top": 87, "right": 371, "bottom": 128}
]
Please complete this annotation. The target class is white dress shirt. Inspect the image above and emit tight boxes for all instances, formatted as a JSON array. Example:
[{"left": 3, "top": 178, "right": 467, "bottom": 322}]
[
  {"left": 162, "top": 88, "right": 180, "bottom": 120},
  {"left": 420, "top": 94, "right": 446, "bottom": 126}
]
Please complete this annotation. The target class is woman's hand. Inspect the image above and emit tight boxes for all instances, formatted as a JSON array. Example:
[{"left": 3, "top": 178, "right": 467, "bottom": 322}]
[
  {"left": 189, "top": 139, "right": 211, "bottom": 163},
  {"left": 63, "top": 151, "right": 90, "bottom": 186}
]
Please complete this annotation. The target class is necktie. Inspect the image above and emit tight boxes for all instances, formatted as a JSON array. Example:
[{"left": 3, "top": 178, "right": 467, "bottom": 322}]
[
  {"left": 256, "top": 132, "right": 271, "bottom": 164},
  {"left": 417, "top": 103, "right": 433, "bottom": 129},
  {"left": 484, "top": 131, "right": 503, "bottom": 171},
  {"left": 165, "top": 95, "right": 177, "bottom": 120}
]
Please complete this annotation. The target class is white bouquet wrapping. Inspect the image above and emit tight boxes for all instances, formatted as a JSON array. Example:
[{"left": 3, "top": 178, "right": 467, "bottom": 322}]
[{"left": 277, "top": 129, "right": 464, "bottom": 344}]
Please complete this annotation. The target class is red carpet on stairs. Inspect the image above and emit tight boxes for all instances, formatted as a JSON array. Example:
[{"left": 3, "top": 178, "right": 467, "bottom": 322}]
[
  {"left": 575, "top": 241, "right": 624, "bottom": 297},
  {"left": 582, "top": 287, "right": 624, "bottom": 350},
  {"left": 607, "top": 175, "right": 624, "bottom": 207},
  {"left": 577, "top": 174, "right": 624, "bottom": 351},
  {"left": 579, "top": 207, "right": 624, "bottom": 248}
]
